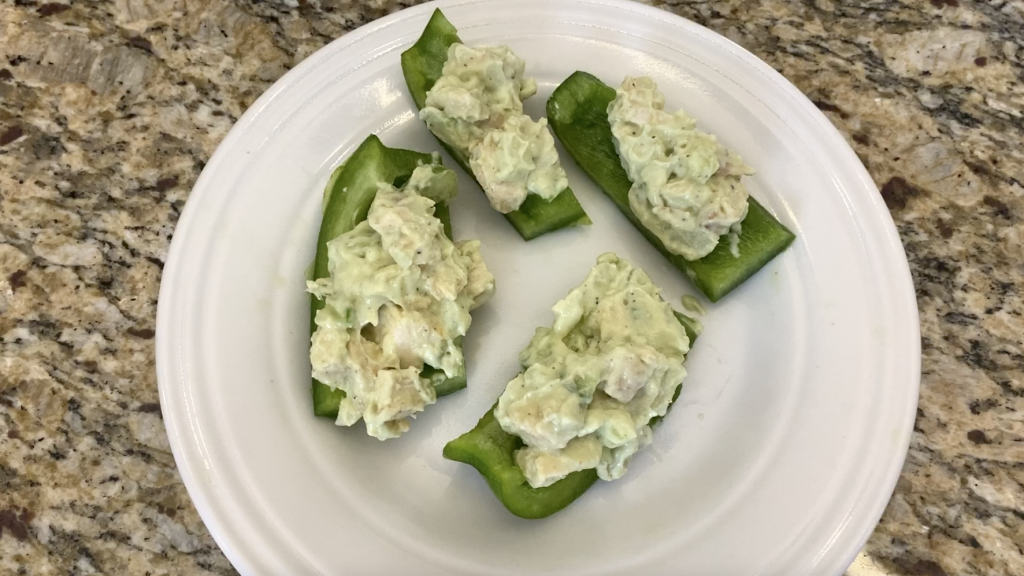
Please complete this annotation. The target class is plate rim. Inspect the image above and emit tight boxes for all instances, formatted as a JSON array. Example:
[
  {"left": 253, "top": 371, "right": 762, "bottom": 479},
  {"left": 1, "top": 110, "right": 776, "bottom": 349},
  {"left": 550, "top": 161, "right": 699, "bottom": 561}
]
[{"left": 156, "top": 1, "right": 921, "bottom": 574}]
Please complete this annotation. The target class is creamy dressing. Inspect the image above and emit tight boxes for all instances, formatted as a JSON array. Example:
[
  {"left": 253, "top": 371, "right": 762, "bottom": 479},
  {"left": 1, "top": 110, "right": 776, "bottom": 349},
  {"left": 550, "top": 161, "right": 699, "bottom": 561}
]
[
  {"left": 608, "top": 76, "right": 753, "bottom": 261},
  {"left": 420, "top": 43, "right": 567, "bottom": 213},
  {"left": 727, "top": 222, "right": 742, "bottom": 258},
  {"left": 494, "top": 253, "right": 690, "bottom": 488},
  {"left": 308, "top": 165, "right": 495, "bottom": 440},
  {"left": 680, "top": 294, "right": 706, "bottom": 317}
]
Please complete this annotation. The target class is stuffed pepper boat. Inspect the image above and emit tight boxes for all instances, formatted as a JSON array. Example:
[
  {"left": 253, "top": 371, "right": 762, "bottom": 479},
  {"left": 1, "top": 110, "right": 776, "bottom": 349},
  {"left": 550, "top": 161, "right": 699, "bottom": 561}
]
[
  {"left": 402, "top": 9, "right": 591, "bottom": 240},
  {"left": 444, "top": 253, "right": 701, "bottom": 517},
  {"left": 308, "top": 135, "right": 494, "bottom": 439},
  {"left": 548, "top": 72, "right": 796, "bottom": 301}
]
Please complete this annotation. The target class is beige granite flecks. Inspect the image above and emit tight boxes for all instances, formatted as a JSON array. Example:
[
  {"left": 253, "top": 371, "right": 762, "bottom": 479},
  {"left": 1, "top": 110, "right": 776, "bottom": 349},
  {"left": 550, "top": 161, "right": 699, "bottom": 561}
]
[{"left": 1, "top": 0, "right": 1022, "bottom": 574}]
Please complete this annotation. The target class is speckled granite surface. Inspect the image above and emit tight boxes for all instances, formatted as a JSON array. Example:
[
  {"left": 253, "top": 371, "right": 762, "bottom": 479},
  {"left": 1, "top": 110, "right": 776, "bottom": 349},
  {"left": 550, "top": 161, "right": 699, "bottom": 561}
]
[{"left": 0, "top": 0, "right": 1021, "bottom": 574}]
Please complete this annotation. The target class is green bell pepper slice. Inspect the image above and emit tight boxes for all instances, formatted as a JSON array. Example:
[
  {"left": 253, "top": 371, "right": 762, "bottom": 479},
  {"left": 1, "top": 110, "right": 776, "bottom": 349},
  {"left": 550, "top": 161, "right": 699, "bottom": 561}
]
[
  {"left": 442, "top": 311, "right": 701, "bottom": 519},
  {"left": 400, "top": 9, "right": 591, "bottom": 240},
  {"left": 547, "top": 71, "right": 796, "bottom": 302},
  {"left": 310, "top": 134, "right": 467, "bottom": 419}
]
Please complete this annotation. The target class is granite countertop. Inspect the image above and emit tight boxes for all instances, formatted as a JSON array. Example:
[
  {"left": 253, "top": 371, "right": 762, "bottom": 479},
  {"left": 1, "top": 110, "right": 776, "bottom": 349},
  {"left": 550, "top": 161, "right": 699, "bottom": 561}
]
[{"left": 1, "top": 0, "right": 1021, "bottom": 574}]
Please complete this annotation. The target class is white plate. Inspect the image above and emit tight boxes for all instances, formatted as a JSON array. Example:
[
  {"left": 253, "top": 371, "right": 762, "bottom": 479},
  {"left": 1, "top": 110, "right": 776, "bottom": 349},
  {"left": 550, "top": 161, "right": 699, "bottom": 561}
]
[{"left": 156, "top": 1, "right": 920, "bottom": 574}]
